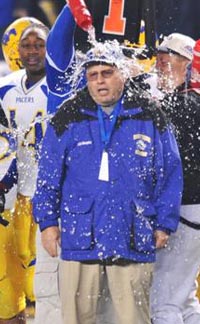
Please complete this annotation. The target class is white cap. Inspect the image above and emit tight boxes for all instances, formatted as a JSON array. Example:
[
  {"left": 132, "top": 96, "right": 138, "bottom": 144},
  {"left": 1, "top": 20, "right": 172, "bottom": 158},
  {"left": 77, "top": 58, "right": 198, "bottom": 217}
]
[
  {"left": 82, "top": 40, "right": 126, "bottom": 69},
  {"left": 157, "top": 33, "right": 195, "bottom": 61}
]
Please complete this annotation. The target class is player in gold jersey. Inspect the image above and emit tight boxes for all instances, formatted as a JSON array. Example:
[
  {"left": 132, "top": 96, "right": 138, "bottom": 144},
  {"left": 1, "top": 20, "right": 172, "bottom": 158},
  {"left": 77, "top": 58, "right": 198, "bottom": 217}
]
[{"left": 0, "top": 22, "right": 49, "bottom": 323}]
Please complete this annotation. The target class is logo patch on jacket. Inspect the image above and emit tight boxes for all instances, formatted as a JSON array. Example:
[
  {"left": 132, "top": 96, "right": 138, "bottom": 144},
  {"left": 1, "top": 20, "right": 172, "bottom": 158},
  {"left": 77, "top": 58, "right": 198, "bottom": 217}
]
[
  {"left": 133, "top": 134, "right": 151, "bottom": 157},
  {"left": 77, "top": 141, "right": 92, "bottom": 147}
]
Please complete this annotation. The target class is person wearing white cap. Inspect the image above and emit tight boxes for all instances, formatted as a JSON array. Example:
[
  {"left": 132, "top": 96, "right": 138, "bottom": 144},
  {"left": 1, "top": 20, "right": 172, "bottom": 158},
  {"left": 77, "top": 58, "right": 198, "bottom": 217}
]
[
  {"left": 33, "top": 22, "right": 183, "bottom": 324},
  {"left": 150, "top": 33, "right": 200, "bottom": 324},
  {"left": 155, "top": 33, "right": 195, "bottom": 93}
]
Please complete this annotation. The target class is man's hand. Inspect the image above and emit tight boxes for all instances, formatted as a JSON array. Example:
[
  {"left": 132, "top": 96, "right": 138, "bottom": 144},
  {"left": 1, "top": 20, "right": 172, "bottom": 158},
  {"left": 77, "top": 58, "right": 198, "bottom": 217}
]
[
  {"left": 154, "top": 230, "right": 169, "bottom": 249},
  {"left": 41, "top": 226, "right": 60, "bottom": 257}
]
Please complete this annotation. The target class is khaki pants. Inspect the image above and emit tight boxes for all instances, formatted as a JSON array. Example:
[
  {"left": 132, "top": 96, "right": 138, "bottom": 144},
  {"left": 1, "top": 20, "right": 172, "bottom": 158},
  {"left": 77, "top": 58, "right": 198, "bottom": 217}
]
[{"left": 59, "top": 260, "right": 153, "bottom": 324}]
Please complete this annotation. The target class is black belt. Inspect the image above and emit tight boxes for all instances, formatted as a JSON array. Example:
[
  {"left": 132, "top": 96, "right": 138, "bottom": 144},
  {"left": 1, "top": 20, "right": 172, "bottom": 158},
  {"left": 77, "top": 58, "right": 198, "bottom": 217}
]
[
  {"left": 180, "top": 216, "right": 200, "bottom": 230},
  {"left": 0, "top": 215, "right": 9, "bottom": 227},
  {"left": 81, "top": 257, "right": 137, "bottom": 266}
]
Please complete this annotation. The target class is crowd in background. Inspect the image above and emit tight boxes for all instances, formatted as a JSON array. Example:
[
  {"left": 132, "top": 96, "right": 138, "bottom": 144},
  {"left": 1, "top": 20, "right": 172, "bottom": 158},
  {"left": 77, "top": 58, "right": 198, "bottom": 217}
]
[{"left": 1, "top": 0, "right": 200, "bottom": 62}]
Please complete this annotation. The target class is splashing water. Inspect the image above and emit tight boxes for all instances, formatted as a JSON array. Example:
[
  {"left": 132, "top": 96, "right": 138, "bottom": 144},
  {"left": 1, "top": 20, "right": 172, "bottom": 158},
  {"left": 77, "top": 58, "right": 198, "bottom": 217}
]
[
  {"left": 87, "top": 25, "right": 97, "bottom": 47},
  {"left": 72, "top": 26, "right": 142, "bottom": 89}
]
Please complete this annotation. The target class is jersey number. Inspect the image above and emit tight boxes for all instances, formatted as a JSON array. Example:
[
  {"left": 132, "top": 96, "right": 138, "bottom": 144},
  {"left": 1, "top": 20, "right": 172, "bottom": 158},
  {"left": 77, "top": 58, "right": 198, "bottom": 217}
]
[
  {"left": 22, "top": 111, "right": 44, "bottom": 160},
  {"left": 103, "top": 0, "right": 126, "bottom": 35},
  {"left": 9, "top": 109, "right": 45, "bottom": 160}
]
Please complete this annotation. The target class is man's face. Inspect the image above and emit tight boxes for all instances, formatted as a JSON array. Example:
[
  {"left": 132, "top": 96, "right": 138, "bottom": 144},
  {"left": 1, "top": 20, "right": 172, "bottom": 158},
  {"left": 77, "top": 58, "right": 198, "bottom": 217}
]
[
  {"left": 18, "top": 31, "right": 46, "bottom": 74},
  {"left": 156, "top": 52, "right": 189, "bottom": 92},
  {"left": 86, "top": 64, "right": 125, "bottom": 106}
]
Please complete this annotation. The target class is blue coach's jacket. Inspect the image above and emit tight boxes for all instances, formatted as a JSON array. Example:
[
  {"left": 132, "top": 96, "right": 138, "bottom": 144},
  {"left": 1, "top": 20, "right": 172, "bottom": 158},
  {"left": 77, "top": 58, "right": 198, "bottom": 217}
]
[{"left": 33, "top": 85, "right": 183, "bottom": 263}]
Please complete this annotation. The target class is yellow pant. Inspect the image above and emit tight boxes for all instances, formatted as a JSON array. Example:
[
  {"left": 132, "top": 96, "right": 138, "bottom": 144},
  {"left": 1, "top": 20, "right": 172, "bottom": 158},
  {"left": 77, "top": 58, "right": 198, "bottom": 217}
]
[
  {"left": 0, "top": 195, "right": 37, "bottom": 319},
  {"left": 0, "top": 210, "right": 26, "bottom": 319},
  {"left": 14, "top": 194, "right": 37, "bottom": 269},
  {"left": 13, "top": 194, "right": 37, "bottom": 301}
]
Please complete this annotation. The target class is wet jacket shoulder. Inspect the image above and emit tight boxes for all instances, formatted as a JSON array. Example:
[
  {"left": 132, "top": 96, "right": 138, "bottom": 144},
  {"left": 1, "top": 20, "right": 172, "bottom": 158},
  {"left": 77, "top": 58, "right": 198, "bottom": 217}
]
[
  {"left": 51, "top": 87, "right": 96, "bottom": 136},
  {"left": 51, "top": 80, "right": 169, "bottom": 137},
  {"left": 123, "top": 78, "right": 169, "bottom": 132}
]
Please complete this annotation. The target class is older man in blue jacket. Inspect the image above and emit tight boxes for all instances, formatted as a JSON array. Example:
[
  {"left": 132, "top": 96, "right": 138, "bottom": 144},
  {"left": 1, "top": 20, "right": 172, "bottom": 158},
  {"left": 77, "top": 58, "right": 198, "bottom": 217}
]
[{"left": 33, "top": 37, "right": 183, "bottom": 324}]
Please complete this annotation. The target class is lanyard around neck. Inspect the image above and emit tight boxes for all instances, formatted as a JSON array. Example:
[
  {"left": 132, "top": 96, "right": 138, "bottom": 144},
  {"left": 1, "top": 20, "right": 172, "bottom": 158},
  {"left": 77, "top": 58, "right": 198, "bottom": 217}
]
[{"left": 97, "top": 101, "right": 121, "bottom": 149}]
